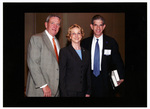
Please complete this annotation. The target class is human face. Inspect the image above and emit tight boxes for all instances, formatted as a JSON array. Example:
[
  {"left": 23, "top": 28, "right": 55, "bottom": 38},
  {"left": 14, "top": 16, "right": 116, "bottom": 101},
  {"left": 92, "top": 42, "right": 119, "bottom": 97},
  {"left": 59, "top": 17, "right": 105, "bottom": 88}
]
[
  {"left": 45, "top": 17, "right": 60, "bottom": 37},
  {"left": 70, "top": 27, "right": 82, "bottom": 44},
  {"left": 90, "top": 19, "right": 106, "bottom": 38}
]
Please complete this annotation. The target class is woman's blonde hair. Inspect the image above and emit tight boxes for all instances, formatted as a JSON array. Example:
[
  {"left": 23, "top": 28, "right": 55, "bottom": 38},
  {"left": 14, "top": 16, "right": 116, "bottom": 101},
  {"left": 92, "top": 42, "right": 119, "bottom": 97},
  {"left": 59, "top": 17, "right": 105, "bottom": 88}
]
[{"left": 66, "top": 24, "right": 85, "bottom": 41}]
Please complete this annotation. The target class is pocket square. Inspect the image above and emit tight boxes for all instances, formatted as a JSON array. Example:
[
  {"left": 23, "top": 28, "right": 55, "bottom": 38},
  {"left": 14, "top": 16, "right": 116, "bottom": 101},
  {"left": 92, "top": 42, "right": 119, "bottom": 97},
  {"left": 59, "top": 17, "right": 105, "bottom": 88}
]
[{"left": 104, "top": 49, "right": 111, "bottom": 55}]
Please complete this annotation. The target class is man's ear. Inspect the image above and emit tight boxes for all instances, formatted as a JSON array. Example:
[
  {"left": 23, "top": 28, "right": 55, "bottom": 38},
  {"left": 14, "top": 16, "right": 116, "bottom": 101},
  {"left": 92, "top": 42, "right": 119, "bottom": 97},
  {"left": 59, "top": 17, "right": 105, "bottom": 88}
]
[
  {"left": 90, "top": 24, "right": 93, "bottom": 30},
  {"left": 103, "top": 24, "right": 106, "bottom": 30},
  {"left": 45, "top": 22, "right": 47, "bottom": 28}
]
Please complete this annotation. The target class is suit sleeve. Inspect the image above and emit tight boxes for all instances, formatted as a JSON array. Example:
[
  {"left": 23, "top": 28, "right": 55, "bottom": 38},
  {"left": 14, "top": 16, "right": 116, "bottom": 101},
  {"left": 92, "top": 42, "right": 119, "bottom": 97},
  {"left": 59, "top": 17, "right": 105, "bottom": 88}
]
[
  {"left": 111, "top": 39, "right": 125, "bottom": 79},
  {"left": 27, "top": 36, "right": 47, "bottom": 88},
  {"left": 59, "top": 49, "right": 67, "bottom": 97}
]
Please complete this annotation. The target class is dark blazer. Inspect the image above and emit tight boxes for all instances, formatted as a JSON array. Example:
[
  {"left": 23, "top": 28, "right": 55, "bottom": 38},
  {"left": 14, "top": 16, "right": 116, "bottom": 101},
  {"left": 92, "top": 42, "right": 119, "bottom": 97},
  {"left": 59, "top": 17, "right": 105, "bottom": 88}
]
[
  {"left": 81, "top": 35, "right": 125, "bottom": 89},
  {"left": 59, "top": 44, "right": 91, "bottom": 97}
]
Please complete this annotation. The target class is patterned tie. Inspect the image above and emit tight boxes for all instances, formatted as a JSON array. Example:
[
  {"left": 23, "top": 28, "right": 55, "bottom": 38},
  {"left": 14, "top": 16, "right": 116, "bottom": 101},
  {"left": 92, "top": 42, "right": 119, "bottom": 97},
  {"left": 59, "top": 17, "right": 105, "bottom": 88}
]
[
  {"left": 93, "top": 39, "right": 100, "bottom": 77},
  {"left": 52, "top": 38, "right": 59, "bottom": 63}
]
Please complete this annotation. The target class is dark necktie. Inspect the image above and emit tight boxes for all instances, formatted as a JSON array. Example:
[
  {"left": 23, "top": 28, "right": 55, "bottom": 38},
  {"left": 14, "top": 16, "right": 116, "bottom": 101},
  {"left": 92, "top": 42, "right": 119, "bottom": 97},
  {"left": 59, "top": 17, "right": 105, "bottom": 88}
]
[{"left": 93, "top": 39, "right": 100, "bottom": 77}]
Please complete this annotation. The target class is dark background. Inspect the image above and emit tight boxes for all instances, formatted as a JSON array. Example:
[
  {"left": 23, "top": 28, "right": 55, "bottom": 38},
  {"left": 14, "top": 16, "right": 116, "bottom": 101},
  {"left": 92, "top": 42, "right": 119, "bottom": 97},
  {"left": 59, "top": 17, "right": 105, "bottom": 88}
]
[{"left": 3, "top": 3, "right": 147, "bottom": 107}]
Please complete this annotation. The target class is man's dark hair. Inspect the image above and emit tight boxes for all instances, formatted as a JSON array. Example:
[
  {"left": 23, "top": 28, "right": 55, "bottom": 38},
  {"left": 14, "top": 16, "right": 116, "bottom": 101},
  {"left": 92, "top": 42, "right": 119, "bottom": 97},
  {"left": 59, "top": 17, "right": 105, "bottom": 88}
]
[{"left": 91, "top": 15, "right": 105, "bottom": 25}]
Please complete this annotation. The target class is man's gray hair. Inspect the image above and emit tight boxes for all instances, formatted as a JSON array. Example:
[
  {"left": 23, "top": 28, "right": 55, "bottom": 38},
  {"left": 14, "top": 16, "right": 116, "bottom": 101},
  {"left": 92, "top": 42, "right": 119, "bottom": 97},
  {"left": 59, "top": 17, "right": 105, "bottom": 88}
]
[{"left": 45, "top": 14, "right": 61, "bottom": 23}]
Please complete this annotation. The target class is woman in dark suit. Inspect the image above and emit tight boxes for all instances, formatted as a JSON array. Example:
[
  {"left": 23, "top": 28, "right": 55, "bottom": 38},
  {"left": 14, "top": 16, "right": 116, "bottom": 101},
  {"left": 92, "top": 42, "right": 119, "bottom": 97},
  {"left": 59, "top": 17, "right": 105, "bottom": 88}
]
[{"left": 59, "top": 24, "right": 91, "bottom": 97}]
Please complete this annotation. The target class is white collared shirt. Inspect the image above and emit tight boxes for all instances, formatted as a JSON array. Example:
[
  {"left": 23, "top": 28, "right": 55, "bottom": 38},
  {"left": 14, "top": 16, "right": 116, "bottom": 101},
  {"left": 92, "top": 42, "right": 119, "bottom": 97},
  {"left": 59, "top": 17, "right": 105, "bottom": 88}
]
[
  {"left": 91, "top": 34, "right": 103, "bottom": 71},
  {"left": 45, "top": 30, "right": 60, "bottom": 55}
]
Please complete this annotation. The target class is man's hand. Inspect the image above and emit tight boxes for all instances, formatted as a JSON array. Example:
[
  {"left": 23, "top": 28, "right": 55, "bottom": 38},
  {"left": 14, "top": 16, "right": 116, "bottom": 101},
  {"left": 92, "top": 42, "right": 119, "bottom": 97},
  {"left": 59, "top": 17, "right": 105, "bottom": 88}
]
[
  {"left": 42, "top": 85, "right": 51, "bottom": 97},
  {"left": 85, "top": 94, "right": 90, "bottom": 97},
  {"left": 117, "top": 79, "right": 124, "bottom": 86}
]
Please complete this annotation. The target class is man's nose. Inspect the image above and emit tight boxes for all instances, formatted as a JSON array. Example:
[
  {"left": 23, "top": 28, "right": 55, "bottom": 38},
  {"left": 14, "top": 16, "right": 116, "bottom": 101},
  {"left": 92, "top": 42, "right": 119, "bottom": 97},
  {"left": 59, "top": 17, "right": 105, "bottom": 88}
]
[
  {"left": 53, "top": 24, "right": 57, "bottom": 28},
  {"left": 97, "top": 26, "right": 100, "bottom": 29},
  {"left": 53, "top": 23, "right": 59, "bottom": 28}
]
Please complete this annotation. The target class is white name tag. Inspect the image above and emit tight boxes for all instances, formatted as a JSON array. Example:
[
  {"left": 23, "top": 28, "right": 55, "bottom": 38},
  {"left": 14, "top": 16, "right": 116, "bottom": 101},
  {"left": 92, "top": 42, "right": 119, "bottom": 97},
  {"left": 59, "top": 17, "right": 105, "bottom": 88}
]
[{"left": 104, "top": 49, "right": 111, "bottom": 55}]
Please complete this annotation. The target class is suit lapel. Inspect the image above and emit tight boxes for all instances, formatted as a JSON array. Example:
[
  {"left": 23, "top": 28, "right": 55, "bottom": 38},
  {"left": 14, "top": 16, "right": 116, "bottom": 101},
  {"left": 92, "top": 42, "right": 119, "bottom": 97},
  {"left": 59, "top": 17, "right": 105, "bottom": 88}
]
[
  {"left": 81, "top": 47, "right": 86, "bottom": 62},
  {"left": 42, "top": 31, "right": 57, "bottom": 59},
  {"left": 103, "top": 35, "right": 110, "bottom": 52},
  {"left": 102, "top": 35, "right": 110, "bottom": 68},
  {"left": 68, "top": 45, "right": 82, "bottom": 62}
]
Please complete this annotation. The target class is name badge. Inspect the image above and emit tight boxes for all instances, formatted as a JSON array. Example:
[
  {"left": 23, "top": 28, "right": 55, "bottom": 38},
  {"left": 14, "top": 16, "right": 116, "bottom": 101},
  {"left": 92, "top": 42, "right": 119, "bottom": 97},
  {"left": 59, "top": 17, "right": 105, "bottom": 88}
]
[{"left": 104, "top": 49, "right": 111, "bottom": 55}]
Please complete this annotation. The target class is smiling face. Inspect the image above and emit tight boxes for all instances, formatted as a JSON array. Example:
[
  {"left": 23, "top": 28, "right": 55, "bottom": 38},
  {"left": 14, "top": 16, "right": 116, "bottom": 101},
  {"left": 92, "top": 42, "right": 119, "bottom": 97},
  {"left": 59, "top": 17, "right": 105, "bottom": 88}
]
[
  {"left": 90, "top": 19, "right": 106, "bottom": 38},
  {"left": 70, "top": 27, "right": 82, "bottom": 44},
  {"left": 45, "top": 17, "right": 61, "bottom": 37}
]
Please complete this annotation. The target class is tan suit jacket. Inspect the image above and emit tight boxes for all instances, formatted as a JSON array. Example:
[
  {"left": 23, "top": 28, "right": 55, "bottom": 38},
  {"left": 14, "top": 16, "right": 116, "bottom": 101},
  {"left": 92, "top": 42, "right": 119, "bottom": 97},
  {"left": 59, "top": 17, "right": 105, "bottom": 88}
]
[{"left": 26, "top": 31, "right": 59, "bottom": 97}]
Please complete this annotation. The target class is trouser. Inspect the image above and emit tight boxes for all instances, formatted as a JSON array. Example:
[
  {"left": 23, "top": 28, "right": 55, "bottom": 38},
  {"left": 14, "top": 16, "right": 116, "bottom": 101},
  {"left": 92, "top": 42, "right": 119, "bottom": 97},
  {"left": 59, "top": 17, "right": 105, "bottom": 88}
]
[
  {"left": 66, "top": 91, "right": 85, "bottom": 97},
  {"left": 91, "top": 71, "right": 114, "bottom": 97}
]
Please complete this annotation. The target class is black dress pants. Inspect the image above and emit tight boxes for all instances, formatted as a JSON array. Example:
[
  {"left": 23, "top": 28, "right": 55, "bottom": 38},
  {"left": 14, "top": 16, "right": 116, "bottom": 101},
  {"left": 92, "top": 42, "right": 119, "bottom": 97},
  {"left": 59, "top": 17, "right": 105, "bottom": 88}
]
[
  {"left": 66, "top": 91, "right": 85, "bottom": 97},
  {"left": 91, "top": 71, "right": 114, "bottom": 97}
]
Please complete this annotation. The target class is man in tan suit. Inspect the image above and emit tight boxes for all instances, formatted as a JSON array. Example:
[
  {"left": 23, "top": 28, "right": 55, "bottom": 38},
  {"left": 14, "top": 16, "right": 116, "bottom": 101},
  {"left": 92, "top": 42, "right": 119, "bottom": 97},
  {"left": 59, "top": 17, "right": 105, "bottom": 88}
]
[{"left": 26, "top": 15, "right": 61, "bottom": 97}]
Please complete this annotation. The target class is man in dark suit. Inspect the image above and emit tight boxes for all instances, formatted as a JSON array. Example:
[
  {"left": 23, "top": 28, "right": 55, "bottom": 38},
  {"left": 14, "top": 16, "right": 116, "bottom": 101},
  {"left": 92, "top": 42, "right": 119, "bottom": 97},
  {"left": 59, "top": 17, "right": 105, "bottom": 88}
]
[{"left": 81, "top": 15, "right": 125, "bottom": 97}]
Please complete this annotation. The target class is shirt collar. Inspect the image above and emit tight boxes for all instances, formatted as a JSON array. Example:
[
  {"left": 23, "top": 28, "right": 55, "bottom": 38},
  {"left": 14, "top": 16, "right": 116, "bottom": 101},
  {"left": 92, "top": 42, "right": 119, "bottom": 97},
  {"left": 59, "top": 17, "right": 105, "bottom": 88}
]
[
  {"left": 93, "top": 34, "right": 103, "bottom": 41},
  {"left": 45, "top": 30, "right": 56, "bottom": 39}
]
